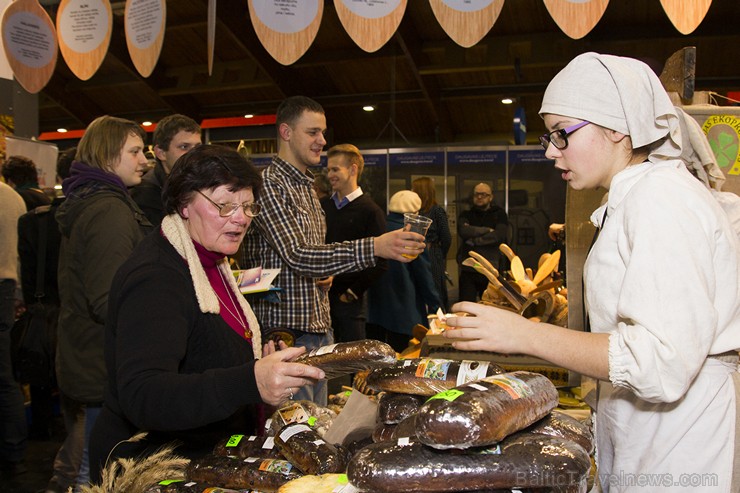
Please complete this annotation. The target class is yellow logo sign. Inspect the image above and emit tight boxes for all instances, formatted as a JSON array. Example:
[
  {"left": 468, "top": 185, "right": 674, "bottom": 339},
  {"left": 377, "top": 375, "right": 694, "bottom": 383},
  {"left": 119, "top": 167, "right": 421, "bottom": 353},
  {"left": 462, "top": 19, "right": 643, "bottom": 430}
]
[{"left": 702, "top": 115, "right": 740, "bottom": 176}]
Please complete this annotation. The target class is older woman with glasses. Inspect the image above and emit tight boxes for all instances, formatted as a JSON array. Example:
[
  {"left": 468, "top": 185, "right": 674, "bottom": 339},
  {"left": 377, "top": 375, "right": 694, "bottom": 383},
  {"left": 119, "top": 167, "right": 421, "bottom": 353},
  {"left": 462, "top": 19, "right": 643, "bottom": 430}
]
[
  {"left": 445, "top": 53, "right": 740, "bottom": 491},
  {"left": 88, "top": 145, "right": 324, "bottom": 482}
]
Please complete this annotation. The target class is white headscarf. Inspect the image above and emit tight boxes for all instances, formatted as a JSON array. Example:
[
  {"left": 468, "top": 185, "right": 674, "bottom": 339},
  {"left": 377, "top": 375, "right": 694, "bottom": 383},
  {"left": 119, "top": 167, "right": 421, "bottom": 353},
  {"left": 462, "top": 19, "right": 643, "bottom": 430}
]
[{"left": 539, "top": 52, "right": 682, "bottom": 163}]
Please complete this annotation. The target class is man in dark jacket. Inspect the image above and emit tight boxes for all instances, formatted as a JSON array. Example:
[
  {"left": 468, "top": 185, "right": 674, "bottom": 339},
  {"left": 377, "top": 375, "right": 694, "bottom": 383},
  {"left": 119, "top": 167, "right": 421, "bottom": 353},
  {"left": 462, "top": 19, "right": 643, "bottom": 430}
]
[
  {"left": 320, "top": 144, "right": 386, "bottom": 343},
  {"left": 132, "top": 114, "right": 201, "bottom": 227},
  {"left": 17, "top": 148, "right": 83, "bottom": 493},
  {"left": 2, "top": 155, "right": 51, "bottom": 211},
  {"left": 456, "top": 182, "right": 509, "bottom": 302}
]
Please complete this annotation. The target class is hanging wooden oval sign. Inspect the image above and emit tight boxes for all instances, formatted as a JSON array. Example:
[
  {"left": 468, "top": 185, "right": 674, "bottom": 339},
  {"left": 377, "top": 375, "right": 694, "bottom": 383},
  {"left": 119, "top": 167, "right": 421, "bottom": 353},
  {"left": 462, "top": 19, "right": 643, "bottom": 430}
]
[
  {"left": 56, "top": 0, "right": 112, "bottom": 81},
  {"left": 1, "top": 0, "right": 58, "bottom": 94},
  {"left": 248, "top": 0, "right": 323, "bottom": 66},
  {"left": 124, "top": 0, "right": 166, "bottom": 78},
  {"left": 660, "top": 0, "right": 712, "bottom": 35},
  {"left": 334, "top": 0, "right": 406, "bottom": 53},
  {"left": 543, "top": 0, "right": 609, "bottom": 40},
  {"left": 429, "top": 0, "right": 504, "bottom": 48}
]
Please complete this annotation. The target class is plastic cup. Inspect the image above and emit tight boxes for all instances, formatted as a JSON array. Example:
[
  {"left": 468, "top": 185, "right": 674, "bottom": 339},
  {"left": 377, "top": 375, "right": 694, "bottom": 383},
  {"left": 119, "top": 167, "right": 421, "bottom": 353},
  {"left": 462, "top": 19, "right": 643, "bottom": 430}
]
[{"left": 402, "top": 213, "right": 433, "bottom": 259}]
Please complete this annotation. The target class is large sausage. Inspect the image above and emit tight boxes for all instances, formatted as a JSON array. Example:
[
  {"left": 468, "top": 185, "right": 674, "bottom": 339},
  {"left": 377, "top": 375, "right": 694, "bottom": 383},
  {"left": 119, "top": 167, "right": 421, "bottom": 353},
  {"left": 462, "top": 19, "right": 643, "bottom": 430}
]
[
  {"left": 294, "top": 339, "right": 397, "bottom": 378},
  {"left": 186, "top": 455, "right": 302, "bottom": 492},
  {"left": 213, "top": 434, "right": 283, "bottom": 459},
  {"left": 366, "top": 358, "right": 505, "bottom": 396},
  {"left": 522, "top": 411, "right": 594, "bottom": 454},
  {"left": 390, "top": 414, "right": 418, "bottom": 441},
  {"left": 152, "top": 480, "right": 256, "bottom": 492},
  {"left": 415, "top": 371, "right": 558, "bottom": 449},
  {"left": 347, "top": 433, "right": 590, "bottom": 492},
  {"left": 377, "top": 392, "right": 425, "bottom": 424},
  {"left": 273, "top": 423, "right": 349, "bottom": 475}
]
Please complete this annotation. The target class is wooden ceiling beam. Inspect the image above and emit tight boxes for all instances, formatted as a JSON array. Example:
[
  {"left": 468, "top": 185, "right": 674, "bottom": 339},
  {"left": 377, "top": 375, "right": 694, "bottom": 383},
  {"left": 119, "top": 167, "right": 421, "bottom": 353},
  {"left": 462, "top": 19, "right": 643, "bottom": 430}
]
[
  {"left": 107, "top": 19, "right": 205, "bottom": 119},
  {"left": 39, "top": 79, "right": 106, "bottom": 129},
  {"left": 393, "top": 17, "right": 454, "bottom": 142},
  {"left": 214, "top": 0, "right": 305, "bottom": 99},
  {"left": 417, "top": 33, "right": 739, "bottom": 76}
]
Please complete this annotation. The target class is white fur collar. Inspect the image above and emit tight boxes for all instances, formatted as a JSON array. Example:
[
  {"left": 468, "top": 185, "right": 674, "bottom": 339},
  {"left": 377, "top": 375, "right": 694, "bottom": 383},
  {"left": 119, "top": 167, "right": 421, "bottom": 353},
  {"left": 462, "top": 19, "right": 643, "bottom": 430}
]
[{"left": 161, "top": 214, "right": 262, "bottom": 358}]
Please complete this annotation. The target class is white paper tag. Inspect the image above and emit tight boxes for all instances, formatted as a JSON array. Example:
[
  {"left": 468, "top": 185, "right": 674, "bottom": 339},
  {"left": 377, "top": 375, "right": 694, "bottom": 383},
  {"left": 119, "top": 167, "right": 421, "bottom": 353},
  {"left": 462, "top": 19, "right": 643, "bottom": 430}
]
[
  {"left": 278, "top": 424, "right": 311, "bottom": 442},
  {"left": 457, "top": 360, "right": 490, "bottom": 386},
  {"left": 315, "top": 343, "right": 338, "bottom": 356},
  {"left": 334, "top": 483, "right": 361, "bottom": 492}
]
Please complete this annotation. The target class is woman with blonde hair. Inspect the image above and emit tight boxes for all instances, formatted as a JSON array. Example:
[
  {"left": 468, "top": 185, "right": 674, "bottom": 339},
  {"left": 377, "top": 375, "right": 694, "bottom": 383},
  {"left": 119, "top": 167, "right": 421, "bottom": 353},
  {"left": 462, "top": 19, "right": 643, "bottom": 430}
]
[
  {"left": 56, "top": 115, "right": 152, "bottom": 488},
  {"left": 412, "top": 177, "right": 451, "bottom": 310}
]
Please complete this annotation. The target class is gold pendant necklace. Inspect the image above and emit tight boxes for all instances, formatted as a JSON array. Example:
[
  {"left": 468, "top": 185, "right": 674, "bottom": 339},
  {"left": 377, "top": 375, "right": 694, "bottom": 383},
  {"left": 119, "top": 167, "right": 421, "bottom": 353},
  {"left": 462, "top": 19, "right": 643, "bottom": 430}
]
[{"left": 216, "top": 269, "right": 252, "bottom": 339}]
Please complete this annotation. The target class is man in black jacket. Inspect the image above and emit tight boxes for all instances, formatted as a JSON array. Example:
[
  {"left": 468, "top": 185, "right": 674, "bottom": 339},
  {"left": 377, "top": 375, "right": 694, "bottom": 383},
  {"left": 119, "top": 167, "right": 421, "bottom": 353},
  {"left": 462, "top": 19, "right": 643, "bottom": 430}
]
[
  {"left": 17, "top": 148, "right": 83, "bottom": 493},
  {"left": 456, "top": 182, "right": 508, "bottom": 302},
  {"left": 132, "top": 114, "right": 201, "bottom": 227},
  {"left": 320, "top": 144, "right": 387, "bottom": 343},
  {"left": 2, "top": 155, "right": 51, "bottom": 211}
]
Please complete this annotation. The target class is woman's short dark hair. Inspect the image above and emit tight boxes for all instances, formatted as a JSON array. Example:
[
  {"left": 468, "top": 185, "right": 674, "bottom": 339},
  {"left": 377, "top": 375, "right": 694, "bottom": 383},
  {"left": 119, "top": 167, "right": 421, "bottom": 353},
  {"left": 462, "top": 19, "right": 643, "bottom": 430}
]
[
  {"left": 2, "top": 155, "right": 38, "bottom": 185},
  {"left": 163, "top": 144, "right": 262, "bottom": 216}
]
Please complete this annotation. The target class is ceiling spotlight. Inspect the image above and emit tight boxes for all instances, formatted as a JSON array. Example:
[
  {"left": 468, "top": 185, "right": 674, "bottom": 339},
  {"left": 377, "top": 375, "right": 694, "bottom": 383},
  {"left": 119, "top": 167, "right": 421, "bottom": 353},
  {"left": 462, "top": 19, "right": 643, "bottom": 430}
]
[
  {"left": 57, "top": 128, "right": 68, "bottom": 133},
  {"left": 142, "top": 121, "right": 153, "bottom": 126},
  {"left": 363, "top": 105, "right": 375, "bottom": 112},
  {"left": 501, "top": 98, "right": 514, "bottom": 105},
  {"left": 244, "top": 114, "right": 254, "bottom": 118}
]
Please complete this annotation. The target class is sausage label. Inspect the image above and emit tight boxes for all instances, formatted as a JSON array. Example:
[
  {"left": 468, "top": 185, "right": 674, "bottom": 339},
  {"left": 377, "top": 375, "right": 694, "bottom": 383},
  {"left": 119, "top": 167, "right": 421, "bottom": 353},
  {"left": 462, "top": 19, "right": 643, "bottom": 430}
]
[
  {"left": 427, "top": 389, "right": 464, "bottom": 402},
  {"left": 481, "top": 374, "right": 532, "bottom": 400},
  {"left": 225, "top": 434, "right": 244, "bottom": 447},
  {"left": 310, "top": 343, "right": 338, "bottom": 356},
  {"left": 258, "top": 458, "right": 295, "bottom": 475},
  {"left": 457, "top": 360, "right": 490, "bottom": 386},
  {"left": 279, "top": 423, "right": 312, "bottom": 442},
  {"left": 415, "top": 359, "right": 451, "bottom": 380},
  {"left": 276, "top": 402, "right": 310, "bottom": 426}
]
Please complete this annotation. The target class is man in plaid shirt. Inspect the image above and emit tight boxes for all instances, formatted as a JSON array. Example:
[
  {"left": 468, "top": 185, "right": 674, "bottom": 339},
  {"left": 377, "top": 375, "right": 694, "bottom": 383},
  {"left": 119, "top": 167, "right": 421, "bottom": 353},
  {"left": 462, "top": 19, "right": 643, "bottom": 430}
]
[{"left": 242, "top": 96, "right": 423, "bottom": 405}]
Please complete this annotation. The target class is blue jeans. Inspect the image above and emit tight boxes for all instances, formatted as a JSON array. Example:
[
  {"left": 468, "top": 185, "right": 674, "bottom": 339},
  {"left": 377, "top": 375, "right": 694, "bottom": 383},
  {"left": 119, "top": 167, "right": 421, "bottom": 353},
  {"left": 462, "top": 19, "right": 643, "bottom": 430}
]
[
  {"left": 50, "top": 394, "right": 84, "bottom": 491},
  {"left": 75, "top": 405, "right": 101, "bottom": 491},
  {"left": 292, "top": 331, "right": 333, "bottom": 406},
  {"left": 0, "top": 279, "right": 27, "bottom": 463}
]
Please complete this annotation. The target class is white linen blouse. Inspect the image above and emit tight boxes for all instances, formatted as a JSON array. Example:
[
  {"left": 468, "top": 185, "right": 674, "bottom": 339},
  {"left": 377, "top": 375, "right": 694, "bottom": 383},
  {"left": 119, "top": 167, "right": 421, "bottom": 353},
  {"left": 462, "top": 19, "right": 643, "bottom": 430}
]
[{"left": 585, "top": 160, "right": 740, "bottom": 492}]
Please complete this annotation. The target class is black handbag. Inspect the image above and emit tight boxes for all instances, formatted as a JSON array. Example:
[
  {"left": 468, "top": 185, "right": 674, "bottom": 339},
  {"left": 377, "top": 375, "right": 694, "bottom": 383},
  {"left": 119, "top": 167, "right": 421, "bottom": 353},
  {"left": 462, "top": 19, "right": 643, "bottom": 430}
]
[{"left": 11, "top": 211, "right": 57, "bottom": 385}]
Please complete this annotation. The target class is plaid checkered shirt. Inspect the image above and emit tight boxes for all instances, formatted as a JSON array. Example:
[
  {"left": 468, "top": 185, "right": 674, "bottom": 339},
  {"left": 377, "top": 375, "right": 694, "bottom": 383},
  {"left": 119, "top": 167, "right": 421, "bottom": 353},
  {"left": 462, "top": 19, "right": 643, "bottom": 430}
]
[{"left": 241, "top": 156, "right": 376, "bottom": 333}]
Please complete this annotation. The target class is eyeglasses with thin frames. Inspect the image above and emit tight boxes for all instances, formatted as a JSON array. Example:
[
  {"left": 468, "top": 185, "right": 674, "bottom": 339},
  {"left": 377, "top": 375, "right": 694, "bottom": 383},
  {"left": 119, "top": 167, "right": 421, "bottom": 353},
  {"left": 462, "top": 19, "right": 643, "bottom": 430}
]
[
  {"left": 539, "top": 121, "right": 591, "bottom": 150},
  {"left": 196, "top": 190, "right": 261, "bottom": 217},
  {"left": 473, "top": 192, "right": 492, "bottom": 198}
]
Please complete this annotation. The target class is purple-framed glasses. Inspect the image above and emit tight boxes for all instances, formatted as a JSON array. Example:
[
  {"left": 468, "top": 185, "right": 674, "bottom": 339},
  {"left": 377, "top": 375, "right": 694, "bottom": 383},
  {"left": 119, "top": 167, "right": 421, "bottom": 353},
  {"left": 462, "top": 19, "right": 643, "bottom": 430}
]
[{"left": 539, "top": 121, "right": 591, "bottom": 150}]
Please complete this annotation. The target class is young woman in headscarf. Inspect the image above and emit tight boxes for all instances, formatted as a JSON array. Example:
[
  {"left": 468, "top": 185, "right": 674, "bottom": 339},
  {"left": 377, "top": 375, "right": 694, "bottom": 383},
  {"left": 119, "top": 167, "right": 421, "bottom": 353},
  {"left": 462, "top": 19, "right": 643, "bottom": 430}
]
[{"left": 444, "top": 53, "right": 740, "bottom": 491}]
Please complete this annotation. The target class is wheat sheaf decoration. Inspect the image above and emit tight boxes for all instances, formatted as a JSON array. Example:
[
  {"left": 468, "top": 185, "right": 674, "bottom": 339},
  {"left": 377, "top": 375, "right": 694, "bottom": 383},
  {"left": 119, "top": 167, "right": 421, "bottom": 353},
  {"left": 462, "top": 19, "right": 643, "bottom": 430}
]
[{"left": 78, "top": 433, "right": 190, "bottom": 493}]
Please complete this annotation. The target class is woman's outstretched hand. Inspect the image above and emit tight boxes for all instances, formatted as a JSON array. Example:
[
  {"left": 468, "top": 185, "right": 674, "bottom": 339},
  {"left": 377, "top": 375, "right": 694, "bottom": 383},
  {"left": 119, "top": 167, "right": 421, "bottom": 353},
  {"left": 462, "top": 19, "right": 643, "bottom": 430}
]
[{"left": 255, "top": 343, "right": 325, "bottom": 406}]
